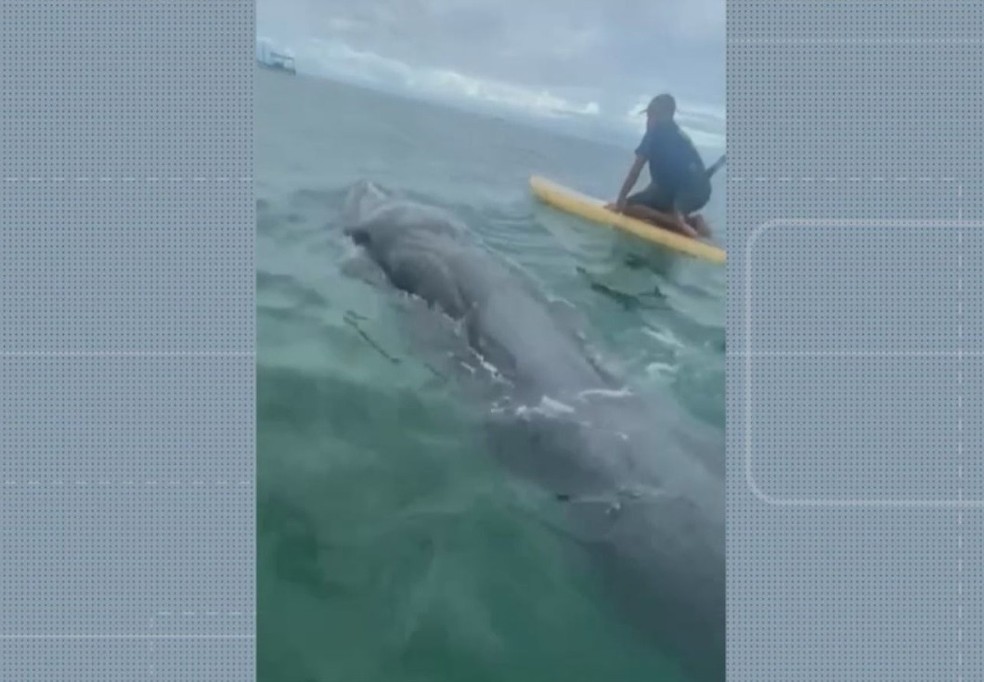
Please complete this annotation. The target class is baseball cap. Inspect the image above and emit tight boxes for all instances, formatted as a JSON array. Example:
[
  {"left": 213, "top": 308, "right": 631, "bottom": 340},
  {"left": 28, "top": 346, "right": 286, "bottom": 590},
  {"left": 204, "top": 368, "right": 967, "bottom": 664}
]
[{"left": 639, "top": 93, "right": 676, "bottom": 115}]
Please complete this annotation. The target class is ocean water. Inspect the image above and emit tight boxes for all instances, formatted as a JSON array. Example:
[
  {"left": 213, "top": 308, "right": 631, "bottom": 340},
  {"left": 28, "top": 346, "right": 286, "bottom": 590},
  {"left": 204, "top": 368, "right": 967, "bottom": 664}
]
[{"left": 257, "top": 67, "right": 725, "bottom": 682}]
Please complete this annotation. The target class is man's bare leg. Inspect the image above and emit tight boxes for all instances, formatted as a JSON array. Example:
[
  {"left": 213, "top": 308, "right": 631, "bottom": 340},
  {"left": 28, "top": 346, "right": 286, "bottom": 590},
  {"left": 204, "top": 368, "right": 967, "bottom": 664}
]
[{"left": 621, "top": 203, "right": 700, "bottom": 239}]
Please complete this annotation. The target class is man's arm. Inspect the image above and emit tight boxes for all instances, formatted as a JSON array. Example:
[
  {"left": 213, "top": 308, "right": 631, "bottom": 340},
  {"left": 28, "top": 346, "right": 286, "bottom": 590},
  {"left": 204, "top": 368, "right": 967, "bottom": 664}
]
[{"left": 613, "top": 154, "right": 647, "bottom": 212}]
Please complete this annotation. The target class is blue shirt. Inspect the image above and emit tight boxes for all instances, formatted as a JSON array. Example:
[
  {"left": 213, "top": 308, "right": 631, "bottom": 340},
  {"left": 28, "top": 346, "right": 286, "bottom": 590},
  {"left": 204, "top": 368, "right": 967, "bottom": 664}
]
[{"left": 635, "top": 121, "right": 706, "bottom": 192}]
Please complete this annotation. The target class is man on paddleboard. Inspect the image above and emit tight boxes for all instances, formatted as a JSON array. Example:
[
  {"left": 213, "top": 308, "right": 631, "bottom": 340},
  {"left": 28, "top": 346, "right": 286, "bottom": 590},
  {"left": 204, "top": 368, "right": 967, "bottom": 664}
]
[{"left": 607, "top": 93, "right": 716, "bottom": 240}]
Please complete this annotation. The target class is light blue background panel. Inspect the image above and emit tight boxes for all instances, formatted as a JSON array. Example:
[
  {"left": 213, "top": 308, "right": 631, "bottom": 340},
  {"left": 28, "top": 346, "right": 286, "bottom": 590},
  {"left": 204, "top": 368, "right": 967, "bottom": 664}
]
[{"left": 0, "top": 2, "right": 254, "bottom": 679}]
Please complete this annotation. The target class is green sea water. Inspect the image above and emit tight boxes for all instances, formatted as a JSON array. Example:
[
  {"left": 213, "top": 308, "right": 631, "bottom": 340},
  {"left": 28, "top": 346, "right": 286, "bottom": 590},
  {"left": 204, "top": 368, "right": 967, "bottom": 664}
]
[{"left": 257, "top": 66, "right": 725, "bottom": 682}]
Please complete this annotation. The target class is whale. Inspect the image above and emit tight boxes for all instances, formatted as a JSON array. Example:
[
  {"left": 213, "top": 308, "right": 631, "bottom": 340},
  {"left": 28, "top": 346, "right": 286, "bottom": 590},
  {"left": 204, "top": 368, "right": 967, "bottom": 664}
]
[{"left": 339, "top": 180, "right": 725, "bottom": 680}]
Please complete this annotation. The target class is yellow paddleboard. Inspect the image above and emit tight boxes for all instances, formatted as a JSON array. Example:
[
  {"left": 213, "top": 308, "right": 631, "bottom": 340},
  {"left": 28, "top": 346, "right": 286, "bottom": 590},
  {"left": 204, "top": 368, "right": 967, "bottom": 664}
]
[{"left": 529, "top": 175, "right": 726, "bottom": 265}]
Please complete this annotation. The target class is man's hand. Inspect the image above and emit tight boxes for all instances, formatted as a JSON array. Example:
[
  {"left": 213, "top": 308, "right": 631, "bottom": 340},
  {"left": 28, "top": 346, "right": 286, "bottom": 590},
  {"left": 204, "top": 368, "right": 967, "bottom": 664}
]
[{"left": 610, "top": 155, "right": 646, "bottom": 215}]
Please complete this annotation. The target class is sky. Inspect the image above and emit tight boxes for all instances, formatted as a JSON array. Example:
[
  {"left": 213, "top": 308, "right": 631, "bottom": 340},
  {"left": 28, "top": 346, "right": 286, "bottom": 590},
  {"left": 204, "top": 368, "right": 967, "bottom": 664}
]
[{"left": 256, "top": 0, "right": 725, "bottom": 148}]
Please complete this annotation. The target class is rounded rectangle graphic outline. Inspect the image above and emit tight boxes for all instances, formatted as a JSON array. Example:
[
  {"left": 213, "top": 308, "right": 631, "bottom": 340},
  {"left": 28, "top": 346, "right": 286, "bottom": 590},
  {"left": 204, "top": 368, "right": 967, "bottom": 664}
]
[{"left": 742, "top": 215, "right": 984, "bottom": 507}]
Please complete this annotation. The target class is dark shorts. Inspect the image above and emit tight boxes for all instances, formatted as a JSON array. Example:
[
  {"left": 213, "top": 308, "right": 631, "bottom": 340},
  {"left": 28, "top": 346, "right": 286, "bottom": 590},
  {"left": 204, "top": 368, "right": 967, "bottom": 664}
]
[{"left": 627, "top": 175, "right": 711, "bottom": 215}]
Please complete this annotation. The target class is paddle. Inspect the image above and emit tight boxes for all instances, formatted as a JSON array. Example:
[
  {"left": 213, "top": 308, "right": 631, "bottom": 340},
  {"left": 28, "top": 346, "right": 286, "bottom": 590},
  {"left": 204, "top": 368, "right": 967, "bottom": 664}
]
[{"left": 705, "top": 154, "right": 726, "bottom": 179}]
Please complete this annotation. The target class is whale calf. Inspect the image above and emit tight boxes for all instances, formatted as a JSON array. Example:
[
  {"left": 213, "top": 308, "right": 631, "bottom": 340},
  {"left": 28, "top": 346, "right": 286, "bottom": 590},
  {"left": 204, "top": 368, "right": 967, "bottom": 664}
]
[{"left": 340, "top": 180, "right": 724, "bottom": 680}]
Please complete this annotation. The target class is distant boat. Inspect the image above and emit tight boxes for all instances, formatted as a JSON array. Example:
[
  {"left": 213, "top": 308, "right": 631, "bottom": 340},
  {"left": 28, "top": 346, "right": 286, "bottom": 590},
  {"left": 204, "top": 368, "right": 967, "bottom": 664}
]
[{"left": 258, "top": 51, "right": 296, "bottom": 75}]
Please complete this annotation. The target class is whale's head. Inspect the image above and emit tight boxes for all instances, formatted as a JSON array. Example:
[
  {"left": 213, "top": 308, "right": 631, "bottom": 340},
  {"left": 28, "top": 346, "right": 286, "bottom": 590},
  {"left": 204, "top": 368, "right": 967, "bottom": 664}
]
[
  {"left": 342, "top": 181, "right": 468, "bottom": 259},
  {"left": 340, "top": 179, "right": 389, "bottom": 228},
  {"left": 341, "top": 180, "right": 477, "bottom": 316},
  {"left": 342, "top": 181, "right": 411, "bottom": 266}
]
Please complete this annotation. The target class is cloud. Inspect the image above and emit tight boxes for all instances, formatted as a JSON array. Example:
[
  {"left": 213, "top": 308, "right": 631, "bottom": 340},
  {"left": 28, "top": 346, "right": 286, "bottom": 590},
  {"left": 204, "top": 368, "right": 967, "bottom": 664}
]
[
  {"left": 257, "top": 0, "right": 725, "bottom": 144},
  {"left": 288, "top": 36, "right": 602, "bottom": 120},
  {"left": 423, "top": 69, "right": 602, "bottom": 118},
  {"left": 260, "top": 1, "right": 723, "bottom": 89}
]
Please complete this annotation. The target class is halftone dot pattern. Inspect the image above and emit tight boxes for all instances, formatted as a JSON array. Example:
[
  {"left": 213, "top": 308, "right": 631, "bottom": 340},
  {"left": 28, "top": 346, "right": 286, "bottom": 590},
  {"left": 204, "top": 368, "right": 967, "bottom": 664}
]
[
  {"left": 0, "top": 358, "right": 254, "bottom": 496},
  {"left": 746, "top": 355, "right": 959, "bottom": 503},
  {"left": 0, "top": 2, "right": 254, "bottom": 680},
  {"left": 726, "top": 508, "right": 960, "bottom": 679},
  {"left": 1, "top": 183, "right": 253, "bottom": 353},
  {"left": 729, "top": 1, "right": 984, "bottom": 680},
  {"left": 0, "top": 358, "right": 255, "bottom": 672},
  {"left": 746, "top": 220, "right": 964, "bottom": 356},
  {"left": 0, "top": 2, "right": 252, "bottom": 180},
  {"left": 729, "top": 2, "right": 984, "bottom": 45},
  {"left": 962, "top": 360, "right": 984, "bottom": 497},
  {"left": 0, "top": 640, "right": 253, "bottom": 681}
]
